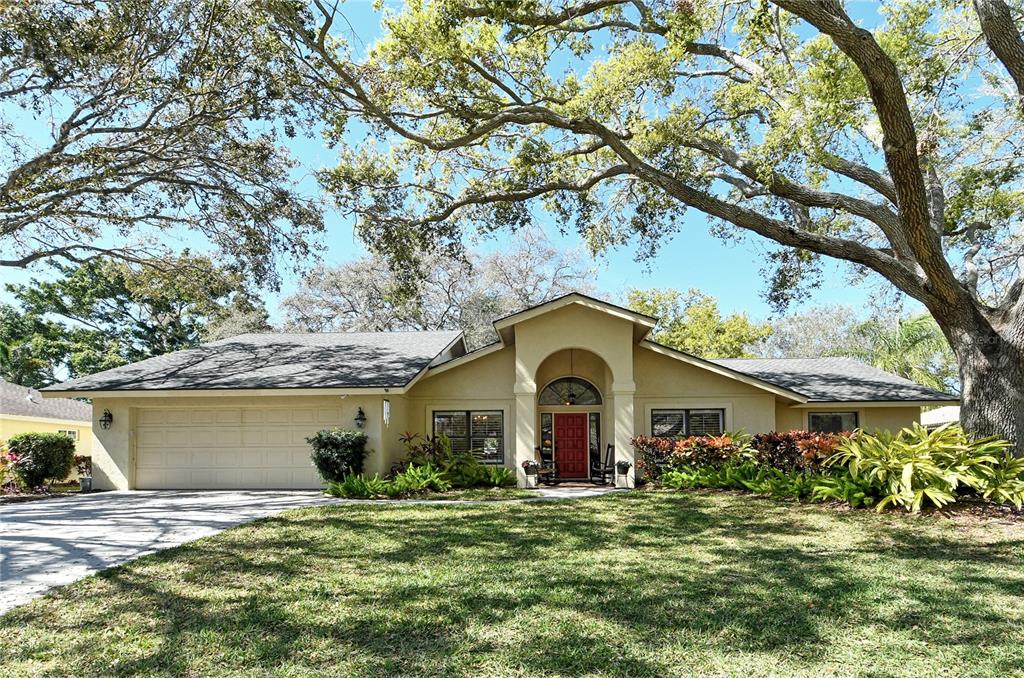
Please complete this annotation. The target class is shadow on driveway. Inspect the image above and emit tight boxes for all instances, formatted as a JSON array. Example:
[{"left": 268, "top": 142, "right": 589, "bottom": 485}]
[{"left": 0, "top": 490, "right": 338, "bottom": 614}]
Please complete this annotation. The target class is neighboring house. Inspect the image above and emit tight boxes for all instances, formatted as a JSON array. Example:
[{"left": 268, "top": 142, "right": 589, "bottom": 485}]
[
  {"left": 1, "top": 379, "right": 92, "bottom": 457},
  {"left": 921, "top": 405, "right": 961, "bottom": 429},
  {"left": 41, "top": 294, "right": 958, "bottom": 490}
]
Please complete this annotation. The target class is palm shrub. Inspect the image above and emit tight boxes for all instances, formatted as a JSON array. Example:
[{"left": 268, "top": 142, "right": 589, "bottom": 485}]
[
  {"left": 827, "top": 423, "right": 1019, "bottom": 512},
  {"left": 307, "top": 429, "right": 369, "bottom": 482},
  {"left": 396, "top": 432, "right": 500, "bottom": 488},
  {"left": 6, "top": 432, "right": 75, "bottom": 488},
  {"left": 483, "top": 466, "right": 516, "bottom": 487}
]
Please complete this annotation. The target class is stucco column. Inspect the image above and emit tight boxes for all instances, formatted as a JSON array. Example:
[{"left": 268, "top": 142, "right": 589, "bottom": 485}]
[
  {"left": 611, "top": 382, "right": 636, "bottom": 488},
  {"left": 514, "top": 383, "right": 537, "bottom": 487}
]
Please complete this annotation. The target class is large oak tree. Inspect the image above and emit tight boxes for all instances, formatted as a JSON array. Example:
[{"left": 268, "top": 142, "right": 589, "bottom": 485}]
[
  {"left": 271, "top": 0, "right": 1024, "bottom": 450},
  {"left": 0, "top": 0, "right": 323, "bottom": 287}
]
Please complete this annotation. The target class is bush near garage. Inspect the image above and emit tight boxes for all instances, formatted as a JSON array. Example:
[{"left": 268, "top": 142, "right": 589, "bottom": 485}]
[
  {"left": 6, "top": 432, "right": 76, "bottom": 489},
  {"left": 307, "top": 428, "right": 369, "bottom": 482}
]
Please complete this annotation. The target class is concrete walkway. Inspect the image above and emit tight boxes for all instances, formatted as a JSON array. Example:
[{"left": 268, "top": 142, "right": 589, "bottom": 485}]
[
  {"left": 0, "top": 490, "right": 337, "bottom": 615},
  {"left": 0, "top": 484, "right": 623, "bottom": 615}
]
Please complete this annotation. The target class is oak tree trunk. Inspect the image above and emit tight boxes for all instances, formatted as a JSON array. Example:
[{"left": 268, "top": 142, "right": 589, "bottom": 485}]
[{"left": 945, "top": 316, "right": 1024, "bottom": 454}]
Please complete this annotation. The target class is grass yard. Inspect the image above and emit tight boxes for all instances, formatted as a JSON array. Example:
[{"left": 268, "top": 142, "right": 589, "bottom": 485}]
[{"left": 3, "top": 491, "right": 1023, "bottom": 677}]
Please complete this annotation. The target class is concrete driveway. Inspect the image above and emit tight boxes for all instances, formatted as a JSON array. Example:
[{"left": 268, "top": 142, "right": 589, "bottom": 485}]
[{"left": 0, "top": 490, "right": 338, "bottom": 615}]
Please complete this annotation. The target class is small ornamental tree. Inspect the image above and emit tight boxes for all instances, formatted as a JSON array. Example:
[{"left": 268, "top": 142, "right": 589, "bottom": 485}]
[
  {"left": 307, "top": 428, "right": 370, "bottom": 482},
  {"left": 7, "top": 432, "right": 75, "bottom": 488}
]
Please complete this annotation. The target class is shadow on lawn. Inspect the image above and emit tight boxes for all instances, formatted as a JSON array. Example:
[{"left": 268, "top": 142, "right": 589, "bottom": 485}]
[{"left": 4, "top": 492, "right": 1023, "bottom": 676}]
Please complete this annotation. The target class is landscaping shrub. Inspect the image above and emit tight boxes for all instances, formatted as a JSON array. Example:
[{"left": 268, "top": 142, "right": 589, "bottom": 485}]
[
  {"left": 0, "top": 444, "right": 19, "bottom": 492},
  {"left": 632, "top": 433, "right": 750, "bottom": 480},
  {"left": 326, "top": 464, "right": 453, "bottom": 499},
  {"left": 307, "top": 429, "right": 369, "bottom": 482},
  {"left": 326, "top": 473, "right": 391, "bottom": 499},
  {"left": 641, "top": 423, "right": 1023, "bottom": 514},
  {"left": 395, "top": 432, "right": 505, "bottom": 489},
  {"left": 483, "top": 466, "right": 516, "bottom": 487},
  {"left": 829, "top": 423, "right": 1021, "bottom": 512},
  {"left": 749, "top": 430, "right": 847, "bottom": 471},
  {"left": 6, "top": 432, "right": 75, "bottom": 488}
]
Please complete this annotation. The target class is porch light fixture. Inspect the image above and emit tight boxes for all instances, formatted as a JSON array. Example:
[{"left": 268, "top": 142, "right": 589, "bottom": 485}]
[
  {"left": 99, "top": 409, "right": 113, "bottom": 430},
  {"left": 354, "top": 406, "right": 367, "bottom": 429}
]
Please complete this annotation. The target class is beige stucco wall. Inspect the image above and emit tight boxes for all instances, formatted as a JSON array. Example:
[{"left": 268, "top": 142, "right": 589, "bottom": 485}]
[
  {"left": 0, "top": 415, "right": 93, "bottom": 457},
  {"left": 405, "top": 346, "right": 517, "bottom": 469},
  {"left": 633, "top": 348, "right": 777, "bottom": 435}
]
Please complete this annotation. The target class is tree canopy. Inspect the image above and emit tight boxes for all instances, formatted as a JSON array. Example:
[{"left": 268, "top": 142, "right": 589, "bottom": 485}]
[
  {"left": 0, "top": 0, "right": 322, "bottom": 287},
  {"left": 627, "top": 288, "right": 771, "bottom": 358},
  {"left": 271, "top": 0, "right": 1024, "bottom": 447},
  {"left": 1, "top": 256, "right": 259, "bottom": 387},
  {"left": 282, "top": 228, "right": 594, "bottom": 348}
]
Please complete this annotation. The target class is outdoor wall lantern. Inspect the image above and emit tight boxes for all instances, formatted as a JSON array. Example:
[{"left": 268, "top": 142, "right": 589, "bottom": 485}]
[
  {"left": 354, "top": 407, "right": 367, "bottom": 429},
  {"left": 99, "top": 409, "right": 113, "bottom": 430}
]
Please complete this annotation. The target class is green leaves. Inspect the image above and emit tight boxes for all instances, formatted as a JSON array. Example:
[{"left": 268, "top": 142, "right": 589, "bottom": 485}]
[
  {"left": 828, "top": 423, "right": 1018, "bottom": 513},
  {"left": 627, "top": 287, "right": 772, "bottom": 358}
]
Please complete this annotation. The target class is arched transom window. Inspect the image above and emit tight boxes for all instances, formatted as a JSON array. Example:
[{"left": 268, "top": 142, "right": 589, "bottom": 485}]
[{"left": 538, "top": 377, "right": 602, "bottom": 406}]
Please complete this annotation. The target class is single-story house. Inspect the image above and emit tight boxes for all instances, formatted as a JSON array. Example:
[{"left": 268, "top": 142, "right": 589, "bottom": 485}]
[
  {"left": 1, "top": 379, "right": 92, "bottom": 457},
  {"left": 41, "top": 294, "right": 958, "bottom": 490}
]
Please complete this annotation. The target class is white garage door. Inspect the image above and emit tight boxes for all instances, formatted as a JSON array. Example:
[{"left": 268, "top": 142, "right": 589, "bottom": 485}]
[{"left": 135, "top": 405, "right": 340, "bottom": 489}]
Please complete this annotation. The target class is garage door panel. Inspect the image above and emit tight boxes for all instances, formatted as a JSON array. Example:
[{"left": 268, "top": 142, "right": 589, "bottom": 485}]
[
  {"left": 215, "top": 409, "right": 242, "bottom": 424},
  {"left": 166, "top": 410, "right": 189, "bottom": 425},
  {"left": 138, "top": 429, "right": 164, "bottom": 446},
  {"left": 242, "top": 430, "right": 264, "bottom": 445},
  {"left": 136, "top": 406, "right": 324, "bottom": 489}
]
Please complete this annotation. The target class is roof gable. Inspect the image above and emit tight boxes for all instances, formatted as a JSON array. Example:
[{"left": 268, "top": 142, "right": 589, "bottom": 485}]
[
  {"left": 492, "top": 292, "right": 656, "bottom": 344},
  {"left": 639, "top": 341, "right": 808, "bottom": 401}
]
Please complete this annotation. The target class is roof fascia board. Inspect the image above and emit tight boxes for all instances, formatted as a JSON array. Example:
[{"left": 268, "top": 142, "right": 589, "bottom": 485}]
[
  {"left": 640, "top": 340, "right": 808, "bottom": 402},
  {"left": 493, "top": 294, "right": 657, "bottom": 334},
  {"left": 41, "top": 387, "right": 403, "bottom": 398},
  {"left": 0, "top": 413, "right": 91, "bottom": 425},
  {"left": 423, "top": 342, "right": 505, "bottom": 377},
  {"left": 790, "top": 399, "right": 960, "bottom": 408}
]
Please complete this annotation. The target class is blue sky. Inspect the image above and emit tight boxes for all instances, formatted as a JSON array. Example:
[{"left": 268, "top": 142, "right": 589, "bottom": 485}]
[{"left": 0, "top": 1, "right": 901, "bottom": 325}]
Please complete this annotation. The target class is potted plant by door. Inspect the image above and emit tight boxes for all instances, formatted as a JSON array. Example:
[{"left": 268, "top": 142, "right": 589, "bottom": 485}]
[
  {"left": 521, "top": 460, "right": 540, "bottom": 488},
  {"left": 75, "top": 455, "right": 93, "bottom": 493},
  {"left": 615, "top": 460, "right": 633, "bottom": 489}
]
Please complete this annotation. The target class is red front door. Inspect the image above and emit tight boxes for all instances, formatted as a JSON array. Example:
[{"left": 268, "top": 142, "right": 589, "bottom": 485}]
[{"left": 554, "top": 413, "right": 589, "bottom": 478}]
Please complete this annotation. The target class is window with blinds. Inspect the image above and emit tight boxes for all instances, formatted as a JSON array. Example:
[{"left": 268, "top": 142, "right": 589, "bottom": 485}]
[
  {"left": 432, "top": 410, "right": 505, "bottom": 464},
  {"left": 651, "top": 408, "right": 725, "bottom": 437},
  {"left": 808, "top": 411, "right": 858, "bottom": 434}
]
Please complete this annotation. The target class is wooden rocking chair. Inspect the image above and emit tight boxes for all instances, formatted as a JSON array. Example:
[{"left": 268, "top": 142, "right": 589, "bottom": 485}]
[{"left": 591, "top": 443, "right": 615, "bottom": 485}]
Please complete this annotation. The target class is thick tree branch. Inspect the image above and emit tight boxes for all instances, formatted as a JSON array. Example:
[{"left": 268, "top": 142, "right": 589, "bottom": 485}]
[
  {"left": 974, "top": 0, "right": 1024, "bottom": 101},
  {"left": 774, "top": 0, "right": 964, "bottom": 305}
]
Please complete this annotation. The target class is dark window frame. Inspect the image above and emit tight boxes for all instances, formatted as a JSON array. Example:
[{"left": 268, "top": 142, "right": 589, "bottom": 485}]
[
  {"left": 432, "top": 410, "right": 505, "bottom": 464},
  {"left": 807, "top": 411, "right": 859, "bottom": 434},
  {"left": 650, "top": 408, "right": 726, "bottom": 437}
]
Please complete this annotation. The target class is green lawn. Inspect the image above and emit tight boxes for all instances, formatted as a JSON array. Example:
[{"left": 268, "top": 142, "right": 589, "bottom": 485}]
[{"left": 4, "top": 492, "right": 1023, "bottom": 677}]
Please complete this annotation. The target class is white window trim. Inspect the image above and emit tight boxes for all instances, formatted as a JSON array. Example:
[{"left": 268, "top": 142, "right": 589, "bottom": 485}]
[
  {"left": 642, "top": 401, "right": 732, "bottom": 436},
  {"left": 427, "top": 403, "right": 511, "bottom": 466}
]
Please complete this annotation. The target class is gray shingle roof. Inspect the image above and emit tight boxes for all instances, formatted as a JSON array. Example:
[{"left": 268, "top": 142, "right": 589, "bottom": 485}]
[
  {"left": 42, "top": 331, "right": 461, "bottom": 392},
  {"left": 711, "top": 357, "right": 957, "bottom": 402},
  {"left": 2, "top": 379, "right": 92, "bottom": 421}
]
